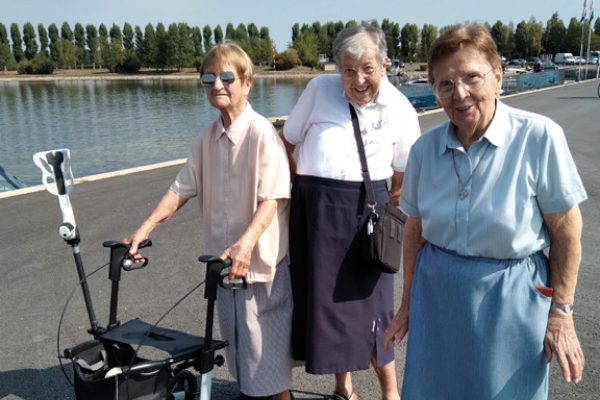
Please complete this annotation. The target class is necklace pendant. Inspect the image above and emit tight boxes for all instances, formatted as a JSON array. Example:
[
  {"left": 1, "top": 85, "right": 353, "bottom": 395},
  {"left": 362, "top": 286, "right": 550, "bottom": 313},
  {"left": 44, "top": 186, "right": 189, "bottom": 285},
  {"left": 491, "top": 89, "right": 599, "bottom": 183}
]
[{"left": 459, "top": 188, "right": 468, "bottom": 200}]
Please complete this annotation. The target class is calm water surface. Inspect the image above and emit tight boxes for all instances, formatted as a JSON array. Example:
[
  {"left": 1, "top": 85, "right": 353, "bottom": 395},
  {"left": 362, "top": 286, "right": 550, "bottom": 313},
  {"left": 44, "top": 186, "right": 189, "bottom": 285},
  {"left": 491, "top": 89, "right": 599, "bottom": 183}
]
[{"left": 0, "top": 77, "right": 312, "bottom": 186}]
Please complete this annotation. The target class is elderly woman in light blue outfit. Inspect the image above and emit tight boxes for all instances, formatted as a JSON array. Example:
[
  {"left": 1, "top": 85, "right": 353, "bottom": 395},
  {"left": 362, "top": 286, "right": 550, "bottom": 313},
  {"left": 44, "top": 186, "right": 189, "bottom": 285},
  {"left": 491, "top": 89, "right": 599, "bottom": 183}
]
[{"left": 383, "top": 24, "right": 586, "bottom": 399}]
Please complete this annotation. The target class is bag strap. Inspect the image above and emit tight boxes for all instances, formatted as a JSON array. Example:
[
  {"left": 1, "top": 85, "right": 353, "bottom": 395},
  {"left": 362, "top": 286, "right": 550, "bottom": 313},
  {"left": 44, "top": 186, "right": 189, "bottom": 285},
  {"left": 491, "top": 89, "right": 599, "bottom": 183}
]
[{"left": 349, "top": 103, "right": 377, "bottom": 210}]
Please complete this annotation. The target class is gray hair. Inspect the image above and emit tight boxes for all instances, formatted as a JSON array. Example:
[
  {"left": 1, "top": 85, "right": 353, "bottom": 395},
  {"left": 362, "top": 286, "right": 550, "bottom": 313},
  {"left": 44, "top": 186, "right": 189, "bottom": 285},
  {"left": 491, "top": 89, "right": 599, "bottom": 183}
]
[{"left": 332, "top": 24, "right": 387, "bottom": 69}]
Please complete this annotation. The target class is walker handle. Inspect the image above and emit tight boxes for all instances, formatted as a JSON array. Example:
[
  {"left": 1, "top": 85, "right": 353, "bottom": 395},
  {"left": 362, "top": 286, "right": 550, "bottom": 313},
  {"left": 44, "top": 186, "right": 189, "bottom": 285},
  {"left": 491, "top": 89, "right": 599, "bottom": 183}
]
[{"left": 32, "top": 149, "right": 77, "bottom": 240}]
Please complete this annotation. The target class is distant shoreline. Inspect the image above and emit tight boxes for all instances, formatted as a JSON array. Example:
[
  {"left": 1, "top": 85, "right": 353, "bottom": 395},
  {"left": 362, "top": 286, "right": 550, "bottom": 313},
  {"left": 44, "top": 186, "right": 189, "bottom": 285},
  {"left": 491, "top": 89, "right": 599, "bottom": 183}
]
[{"left": 0, "top": 69, "right": 326, "bottom": 82}]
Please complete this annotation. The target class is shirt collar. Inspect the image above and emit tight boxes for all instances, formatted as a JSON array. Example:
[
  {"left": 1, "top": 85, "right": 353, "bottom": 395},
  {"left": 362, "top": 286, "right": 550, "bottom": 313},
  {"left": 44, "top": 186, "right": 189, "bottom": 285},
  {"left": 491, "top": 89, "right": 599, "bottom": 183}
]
[
  {"left": 439, "top": 99, "right": 508, "bottom": 156},
  {"left": 213, "top": 102, "right": 253, "bottom": 145}
]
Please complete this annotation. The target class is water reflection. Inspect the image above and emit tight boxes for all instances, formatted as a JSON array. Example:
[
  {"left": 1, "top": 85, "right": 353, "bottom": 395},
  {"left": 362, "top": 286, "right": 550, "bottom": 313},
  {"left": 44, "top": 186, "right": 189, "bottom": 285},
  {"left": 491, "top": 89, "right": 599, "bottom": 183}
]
[{"left": 0, "top": 77, "right": 312, "bottom": 185}]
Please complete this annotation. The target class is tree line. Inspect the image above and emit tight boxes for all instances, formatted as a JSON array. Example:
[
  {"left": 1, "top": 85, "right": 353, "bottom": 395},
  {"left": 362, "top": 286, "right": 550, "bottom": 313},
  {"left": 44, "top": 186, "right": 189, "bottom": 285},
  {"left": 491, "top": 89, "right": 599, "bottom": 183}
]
[
  {"left": 1, "top": 12, "right": 599, "bottom": 75},
  {"left": 0, "top": 21, "right": 274, "bottom": 74}
]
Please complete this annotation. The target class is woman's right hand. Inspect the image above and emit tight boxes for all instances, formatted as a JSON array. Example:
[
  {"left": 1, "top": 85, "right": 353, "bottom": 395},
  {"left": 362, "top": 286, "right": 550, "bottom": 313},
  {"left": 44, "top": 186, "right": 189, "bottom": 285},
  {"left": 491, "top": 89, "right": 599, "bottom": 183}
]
[
  {"left": 383, "top": 302, "right": 410, "bottom": 351},
  {"left": 123, "top": 226, "right": 151, "bottom": 263}
]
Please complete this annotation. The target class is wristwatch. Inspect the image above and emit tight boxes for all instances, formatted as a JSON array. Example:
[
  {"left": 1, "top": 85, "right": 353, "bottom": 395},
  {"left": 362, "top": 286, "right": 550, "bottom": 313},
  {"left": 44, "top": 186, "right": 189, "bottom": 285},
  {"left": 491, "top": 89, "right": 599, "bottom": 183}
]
[{"left": 551, "top": 302, "right": 573, "bottom": 314}]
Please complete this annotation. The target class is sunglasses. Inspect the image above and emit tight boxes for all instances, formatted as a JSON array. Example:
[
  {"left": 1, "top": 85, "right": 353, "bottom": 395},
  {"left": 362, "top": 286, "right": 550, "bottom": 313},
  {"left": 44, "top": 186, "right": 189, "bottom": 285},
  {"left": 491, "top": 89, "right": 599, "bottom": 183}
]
[{"left": 200, "top": 71, "right": 240, "bottom": 87}]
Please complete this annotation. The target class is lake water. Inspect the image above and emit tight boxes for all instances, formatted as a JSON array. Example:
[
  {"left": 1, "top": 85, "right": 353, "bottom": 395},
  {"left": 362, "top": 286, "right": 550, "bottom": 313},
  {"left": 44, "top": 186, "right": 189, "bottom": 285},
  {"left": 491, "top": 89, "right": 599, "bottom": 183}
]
[{"left": 0, "top": 77, "right": 312, "bottom": 186}]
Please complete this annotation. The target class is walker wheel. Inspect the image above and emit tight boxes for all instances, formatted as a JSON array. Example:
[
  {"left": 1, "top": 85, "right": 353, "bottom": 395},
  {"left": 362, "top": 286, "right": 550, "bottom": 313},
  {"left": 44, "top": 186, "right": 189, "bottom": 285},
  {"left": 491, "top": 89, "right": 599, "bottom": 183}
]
[{"left": 167, "top": 370, "right": 199, "bottom": 400}]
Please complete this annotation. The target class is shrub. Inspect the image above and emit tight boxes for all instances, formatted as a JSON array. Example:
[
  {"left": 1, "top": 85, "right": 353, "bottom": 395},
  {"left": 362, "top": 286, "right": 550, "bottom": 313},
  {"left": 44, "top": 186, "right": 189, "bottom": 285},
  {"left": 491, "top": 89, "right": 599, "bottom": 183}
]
[
  {"left": 17, "top": 61, "right": 34, "bottom": 75},
  {"left": 274, "top": 49, "right": 301, "bottom": 71},
  {"left": 33, "top": 57, "right": 55, "bottom": 74},
  {"left": 116, "top": 53, "right": 142, "bottom": 73},
  {"left": 419, "top": 64, "right": 428, "bottom": 71}
]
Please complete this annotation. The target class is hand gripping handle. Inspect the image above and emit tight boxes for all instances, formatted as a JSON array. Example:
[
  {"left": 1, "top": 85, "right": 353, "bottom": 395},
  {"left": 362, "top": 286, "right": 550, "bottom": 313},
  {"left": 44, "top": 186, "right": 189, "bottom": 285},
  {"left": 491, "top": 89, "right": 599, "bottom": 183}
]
[{"left": 33, "top": 149, "right": 77, "bottom": 240}]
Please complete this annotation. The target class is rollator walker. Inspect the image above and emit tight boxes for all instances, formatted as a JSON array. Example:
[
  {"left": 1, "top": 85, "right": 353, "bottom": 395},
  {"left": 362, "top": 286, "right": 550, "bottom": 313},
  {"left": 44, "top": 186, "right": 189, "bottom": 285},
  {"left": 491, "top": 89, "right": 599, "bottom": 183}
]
[{"left": 34, "top": 149, "right": 243, "bottom": 400}]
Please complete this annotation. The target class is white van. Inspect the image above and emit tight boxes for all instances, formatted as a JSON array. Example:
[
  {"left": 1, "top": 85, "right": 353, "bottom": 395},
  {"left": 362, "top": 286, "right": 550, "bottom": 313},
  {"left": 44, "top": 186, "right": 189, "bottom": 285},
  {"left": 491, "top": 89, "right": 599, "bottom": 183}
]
[{"left": 554, "top": 53, "right": 575, "bottom": 65}]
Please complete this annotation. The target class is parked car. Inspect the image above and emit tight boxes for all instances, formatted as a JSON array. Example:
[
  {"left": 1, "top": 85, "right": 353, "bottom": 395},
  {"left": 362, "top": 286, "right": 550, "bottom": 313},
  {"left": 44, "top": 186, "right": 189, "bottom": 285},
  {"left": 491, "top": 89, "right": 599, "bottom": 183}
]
[
  {"left": 526, "top": 56, "right": 541, "bottom": 63},
  {"left": 588, "top": 56, "right": 599, "bottom": 65},
  {"left": 508, "top": 59, "right": 523, "bottom": 65},
  {"left": 554, "top": 52, "right": 575, "bottom": 65},
  {"left": 573, "top": 56, "right": 586, "bottom": 64},
  {"left": 534, "top": 61, "right": 558, "bottom": 72}
]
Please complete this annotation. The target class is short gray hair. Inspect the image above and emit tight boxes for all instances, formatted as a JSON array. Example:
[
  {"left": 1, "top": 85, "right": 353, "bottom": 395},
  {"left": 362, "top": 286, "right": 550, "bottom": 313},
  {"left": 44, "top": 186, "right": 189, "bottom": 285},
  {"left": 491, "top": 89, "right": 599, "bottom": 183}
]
[{"left": 332, "top": 24, "right": 387, "bottom": 69}]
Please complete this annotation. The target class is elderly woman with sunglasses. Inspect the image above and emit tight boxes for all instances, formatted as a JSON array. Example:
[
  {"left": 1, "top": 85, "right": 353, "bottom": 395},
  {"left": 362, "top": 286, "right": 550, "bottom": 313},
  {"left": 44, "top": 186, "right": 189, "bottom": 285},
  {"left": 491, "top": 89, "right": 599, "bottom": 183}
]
[
  {"left": 124, "top": 42, "right": 295, "bottom": 400},
  {"left": 280, "top": 25, "right": 421, "bottom": 400},
  {"left": 383, "top": 24, "right": 587, "bottom": 400}
]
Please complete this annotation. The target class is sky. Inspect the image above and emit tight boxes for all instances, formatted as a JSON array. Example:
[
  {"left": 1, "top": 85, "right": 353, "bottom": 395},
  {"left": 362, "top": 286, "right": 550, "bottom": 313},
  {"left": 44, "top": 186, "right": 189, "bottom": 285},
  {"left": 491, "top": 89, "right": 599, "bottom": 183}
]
[{"left": 0, "top": 0, "right": 589, "bottom": 51}]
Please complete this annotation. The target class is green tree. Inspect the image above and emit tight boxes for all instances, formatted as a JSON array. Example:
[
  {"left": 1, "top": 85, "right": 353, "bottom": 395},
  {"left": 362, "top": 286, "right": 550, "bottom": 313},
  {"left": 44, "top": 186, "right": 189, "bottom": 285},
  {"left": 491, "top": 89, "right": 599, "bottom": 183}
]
[
  {"left": 564, "top": 18, "right": 583, "bottom": 54},
  {"left": 381, "top": 19, "right": 400, "bottom": 59},
  {"left": 140, "top": 23, "right": 157, "bottom": 69},
  {"left": 155, "top": 23, "right": 168, "bottom": 70},
  {"left": 0, "top": 23, "right": 8, "bottom": 45},
  {"left": 595, "top": 17, "right": 600, "bottom": 36},
  {"left": 10, "top": 23, "right": 24, "bottom": 63},
  {"left": 226, "top": 23, "right": 235, "bottom": 41},
  {"left": 400, "top": 23, "right": 419, "bottom": 62},
  {"left": 0, "top": 43, "right": 12, "bottom": 72},
  {"left": 104, "top": 38, "right": 125, "bottom": 72},
  {"left": 291, "top": 23, "right": 300, "bottom": 45},
  {"left": 38, "top": 24, "right": 49, "bottom": 57},
  {"left": 514, "top": 21, "right": 529, "bottom": 58},
  {"left": 235, "top": 23, "right": 248, "bottom": 50},
  {"left": 167, "top": 22, "right": 194, "bottom": 71},
  {"left": 61, "top": 22, "right": 73, "bottom": 41},
  {"left": 527, "top": 17, "right": 543, "bottom": 57},
  {"left": 203, "top": 25, "right": 213, "bottom": 53},
  {"left": 48, "top": 23, "right": 59, "bottom": 62},
  {"left": 544, "top": 13, "right": 566, "bottom": 56},
  {"left": 98, "top": 24, "right": 109, "bottom": 68},
  {"left": 292, "top": 29, "right": 319, "bottom": 67},
  {"left": 57, "top": 39, "right": 76, "bottom": 68},
  {"left": 346, "top": 20, "right": 358, "bottom": 29},
  {"left": 191, "top": 26, "right": 203, "bottom": 57},
  {"left": 86, "top": 24, "right": 99, "bottom": 69},
  {"left": 74, "top": 23, "right": 86, "bottom": 67},
  {"left": 123, "top": 23, "right": 135, "bottom": 51},
  {"left": 23, "top": 22, "right": 38, "bottom": 60},
  {"left": 259, "top": 26, "right": 273, "bottom": 66},
  {"left": 419, "top": 24, "right": 437, "bottom": 61},
  {"left": 134, "top": 25, "right": 144, "bottom": 51},
  {"left": 214, "top": 25, "right": 223, "bottom": 44},
  {"left": 491, "top": 21, "right": 507, "bottom": 56},
  {"left": 504, "top": 23, "right": 516, "bottom": 59},
  {"left": 109, "top": 24, "right": 122, "bottom": 45}
]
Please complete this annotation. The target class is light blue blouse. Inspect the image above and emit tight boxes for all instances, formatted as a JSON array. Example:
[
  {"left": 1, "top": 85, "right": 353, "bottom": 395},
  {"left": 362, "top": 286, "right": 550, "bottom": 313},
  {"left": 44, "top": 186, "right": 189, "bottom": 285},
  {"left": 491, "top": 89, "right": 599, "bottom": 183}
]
[{"left": 399, "top": 101, "right": 587, "bottom": 259}]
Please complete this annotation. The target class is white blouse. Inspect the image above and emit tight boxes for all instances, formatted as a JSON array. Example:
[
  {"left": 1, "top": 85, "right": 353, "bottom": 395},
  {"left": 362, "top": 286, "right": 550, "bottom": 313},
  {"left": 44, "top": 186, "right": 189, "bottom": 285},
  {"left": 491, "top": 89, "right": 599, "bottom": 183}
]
[{"left": 284, "top": 74, "right": 421, "bottom": 181}]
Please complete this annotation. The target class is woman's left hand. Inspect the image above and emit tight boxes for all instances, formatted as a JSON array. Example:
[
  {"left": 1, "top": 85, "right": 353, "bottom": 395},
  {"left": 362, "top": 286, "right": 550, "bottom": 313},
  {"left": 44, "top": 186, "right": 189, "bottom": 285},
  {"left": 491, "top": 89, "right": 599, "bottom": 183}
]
[
  {"left": 544, "top": 308, "right": 585, "bottom": 383},
  {"left": 221, "top": 241, "right": 253, "bottom": 280}
]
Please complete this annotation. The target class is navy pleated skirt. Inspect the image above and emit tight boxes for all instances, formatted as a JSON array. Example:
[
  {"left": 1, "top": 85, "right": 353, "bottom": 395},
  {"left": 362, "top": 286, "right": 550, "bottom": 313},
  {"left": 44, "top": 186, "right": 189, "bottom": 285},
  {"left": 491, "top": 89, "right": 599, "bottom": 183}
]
[
  {"left": 289, "top": 174, "right": 395, "bottom": 375},
  {"left": 402, "top": 242, "right": 551, "bottom": 399}
]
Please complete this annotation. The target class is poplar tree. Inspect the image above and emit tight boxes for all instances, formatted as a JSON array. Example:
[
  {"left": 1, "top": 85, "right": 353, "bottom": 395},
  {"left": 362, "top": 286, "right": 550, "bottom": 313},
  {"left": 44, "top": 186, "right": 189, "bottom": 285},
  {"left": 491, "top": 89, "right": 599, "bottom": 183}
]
[
  {"left": 203, "top": 25, "right": 213, "bottom": 52},
  {"left": 226, "top": 23, "right": 235, "bottom": 41},
  {"left": 10, "top": 23, "right": 24, "bottom": 63},
  {"left": 123, "top": 23, "right": 135, "bottom": 51},
  {"left": 134, "top": 25, "right": 144, "bottom": 51},
  {"left": 23, "top": 22, "right": 38, "bottom": 60},
  {"left": 0, "top": 23, "right": 8, "bottom": 45},
  {"left": 38, "top": 24, "right": 49, "bottom": 57},
  {"left": 214, "top": 25, "right": 223, "bottom": 44},
  {"left": 86, "top": 24, "right": 99, "bottom": 69},
  {"left": 74, "top": 23, "right": 86, "bottom": 67},
  {"left": 400, "top": 23, "right": 419, "bottom": 62},
  {"left": 48, "top": 24, "right": 59, "bottom": 62}
]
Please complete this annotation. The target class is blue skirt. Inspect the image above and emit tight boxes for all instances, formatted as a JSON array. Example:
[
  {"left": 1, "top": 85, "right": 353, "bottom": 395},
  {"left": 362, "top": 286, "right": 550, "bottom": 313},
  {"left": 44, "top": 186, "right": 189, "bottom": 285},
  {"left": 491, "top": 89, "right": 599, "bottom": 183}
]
[
  {"left": 289, "top": 175, "right": 395, "bottom": 374},
  {"left": 402, "top": 243, "right": 551, "bottom": 400}
]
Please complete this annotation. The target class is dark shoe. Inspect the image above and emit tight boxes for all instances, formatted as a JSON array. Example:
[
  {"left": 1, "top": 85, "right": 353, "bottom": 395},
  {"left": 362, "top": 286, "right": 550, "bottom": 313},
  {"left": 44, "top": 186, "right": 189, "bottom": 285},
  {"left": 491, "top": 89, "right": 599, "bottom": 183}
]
[{"left": 329, "top": 392, "right": 358, "bottom": 400}]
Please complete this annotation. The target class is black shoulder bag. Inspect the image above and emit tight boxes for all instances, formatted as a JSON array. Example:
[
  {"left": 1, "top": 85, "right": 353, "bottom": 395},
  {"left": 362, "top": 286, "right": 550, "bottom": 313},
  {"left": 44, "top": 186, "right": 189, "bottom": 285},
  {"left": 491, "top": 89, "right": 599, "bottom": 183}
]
[{"left": 349, "top": 103, "right": 407, "bottom": 274}]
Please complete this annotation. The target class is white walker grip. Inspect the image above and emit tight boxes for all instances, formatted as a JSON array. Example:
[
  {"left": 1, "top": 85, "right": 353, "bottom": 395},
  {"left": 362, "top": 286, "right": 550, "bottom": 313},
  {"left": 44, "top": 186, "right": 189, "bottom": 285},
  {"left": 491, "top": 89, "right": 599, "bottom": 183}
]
[{"left": 33, "top": 149, "right": 77, "bottom": 240}]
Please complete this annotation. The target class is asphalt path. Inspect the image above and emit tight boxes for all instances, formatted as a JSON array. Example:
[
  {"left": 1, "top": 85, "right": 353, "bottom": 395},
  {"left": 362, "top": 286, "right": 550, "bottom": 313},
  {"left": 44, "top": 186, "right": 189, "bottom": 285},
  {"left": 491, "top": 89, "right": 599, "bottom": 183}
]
[{"left": 1, "top": 79, "right": 599, "bottom": 400}]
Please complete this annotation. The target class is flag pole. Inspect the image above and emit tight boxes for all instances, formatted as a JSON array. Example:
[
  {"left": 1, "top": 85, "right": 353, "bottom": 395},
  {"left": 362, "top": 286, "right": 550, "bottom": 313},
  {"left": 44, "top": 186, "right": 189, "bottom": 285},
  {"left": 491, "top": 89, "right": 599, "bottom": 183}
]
[{"left": 579, "top": 0, "right": 587, "bottom": 80}]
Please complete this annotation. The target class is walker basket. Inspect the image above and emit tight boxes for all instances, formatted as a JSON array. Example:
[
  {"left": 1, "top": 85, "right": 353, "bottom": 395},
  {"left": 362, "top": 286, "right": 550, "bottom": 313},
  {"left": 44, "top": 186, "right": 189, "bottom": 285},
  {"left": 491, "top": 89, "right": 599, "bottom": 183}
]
[{"left": 71, "top": 340, "right": 170, "bottom": 400}]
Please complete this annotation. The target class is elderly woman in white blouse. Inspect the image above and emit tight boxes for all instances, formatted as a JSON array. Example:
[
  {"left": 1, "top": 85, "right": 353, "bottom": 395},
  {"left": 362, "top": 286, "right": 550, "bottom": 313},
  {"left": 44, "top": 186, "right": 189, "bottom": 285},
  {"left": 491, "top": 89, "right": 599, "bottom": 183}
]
[{"left": 280, "top": 24, "right": 421, "bottom": 400}]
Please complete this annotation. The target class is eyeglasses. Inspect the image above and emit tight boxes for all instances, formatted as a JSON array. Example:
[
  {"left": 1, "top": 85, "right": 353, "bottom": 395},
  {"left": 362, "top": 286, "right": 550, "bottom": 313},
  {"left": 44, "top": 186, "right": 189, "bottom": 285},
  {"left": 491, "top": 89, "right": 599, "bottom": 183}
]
[
  {"left": 432, "top": 68, "right": 495, "bottom": 98},
  {"left": 341, "top": 66, "right": 379, "bottom": 80},
  {"left": 200, "top": 71, "right": 240, "bottom": 88}
]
